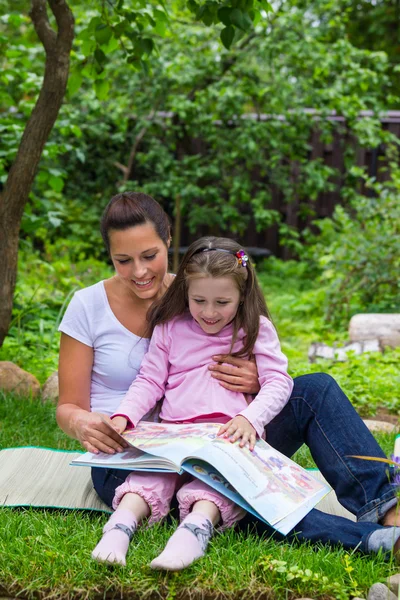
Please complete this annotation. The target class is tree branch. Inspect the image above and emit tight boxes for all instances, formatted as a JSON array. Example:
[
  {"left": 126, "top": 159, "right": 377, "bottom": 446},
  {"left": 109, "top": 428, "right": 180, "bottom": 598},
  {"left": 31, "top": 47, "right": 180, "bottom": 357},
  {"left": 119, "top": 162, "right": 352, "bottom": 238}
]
[
  {"left": 30, "top": 0, "right": 56, "bottom": 52},
  {"left": 49, "top": 0, "right": 75, "bottom": 50}
]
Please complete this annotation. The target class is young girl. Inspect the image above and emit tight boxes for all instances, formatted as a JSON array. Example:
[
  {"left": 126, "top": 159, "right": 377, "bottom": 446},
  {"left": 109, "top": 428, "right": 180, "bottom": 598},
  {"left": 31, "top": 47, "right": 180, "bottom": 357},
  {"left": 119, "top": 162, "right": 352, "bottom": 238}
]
[{"left": 92, "top": 236, "right": 293, "bottom": 570}]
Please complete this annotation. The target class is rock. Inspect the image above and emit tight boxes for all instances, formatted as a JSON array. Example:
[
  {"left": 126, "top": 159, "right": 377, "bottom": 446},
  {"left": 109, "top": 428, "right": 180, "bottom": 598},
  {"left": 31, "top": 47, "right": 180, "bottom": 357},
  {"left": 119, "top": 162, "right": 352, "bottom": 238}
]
[
  {"left": 42, "top": 371, "right": 59, "bottom": 403},
  {"left": 308, "top": 339, "right": 381, "bottom": 362},
  {"left": 367, "top": 583, "right": 397, "bottom": 600},
  {"left": 363, "top": 419, "right": 398, "bottom": 434},
  {"left": 387, "top": 574, "right": 400, "bottom": 596},
  {"left": 349, "top": 314, "right": 400, "bottom": 349},
  {"left": 0, "top": 361, "right": 40, "bottom": 398}
]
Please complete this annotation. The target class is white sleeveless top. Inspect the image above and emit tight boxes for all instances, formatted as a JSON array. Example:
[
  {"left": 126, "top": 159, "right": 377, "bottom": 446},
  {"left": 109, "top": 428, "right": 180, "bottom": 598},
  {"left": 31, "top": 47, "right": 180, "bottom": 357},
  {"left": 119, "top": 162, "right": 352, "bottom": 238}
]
[{"left": 58, "top": 281, "right": 150, "bottom": 416}]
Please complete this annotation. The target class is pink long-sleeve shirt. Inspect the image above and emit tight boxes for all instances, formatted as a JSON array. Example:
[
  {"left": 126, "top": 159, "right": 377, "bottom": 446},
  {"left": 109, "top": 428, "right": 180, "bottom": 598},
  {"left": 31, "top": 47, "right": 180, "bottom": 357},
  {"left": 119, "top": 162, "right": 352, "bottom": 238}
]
[{"left": 114, "top": 313, "right": 293, "bottom": 438}]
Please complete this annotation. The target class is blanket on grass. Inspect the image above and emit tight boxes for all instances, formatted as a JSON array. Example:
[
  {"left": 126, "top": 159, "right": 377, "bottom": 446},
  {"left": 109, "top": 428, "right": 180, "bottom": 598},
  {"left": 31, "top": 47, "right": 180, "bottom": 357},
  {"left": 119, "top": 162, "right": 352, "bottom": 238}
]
[{"left": 0, "top": 446, "right": 355, "bottom": 521}]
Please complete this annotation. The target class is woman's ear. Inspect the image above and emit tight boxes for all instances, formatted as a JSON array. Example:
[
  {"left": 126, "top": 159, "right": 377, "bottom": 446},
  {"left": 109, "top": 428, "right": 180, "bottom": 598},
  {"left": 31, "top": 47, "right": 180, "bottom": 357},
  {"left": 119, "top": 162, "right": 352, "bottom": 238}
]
[{"left": 167, "top": 236, "right": 172, "bottom": 249}]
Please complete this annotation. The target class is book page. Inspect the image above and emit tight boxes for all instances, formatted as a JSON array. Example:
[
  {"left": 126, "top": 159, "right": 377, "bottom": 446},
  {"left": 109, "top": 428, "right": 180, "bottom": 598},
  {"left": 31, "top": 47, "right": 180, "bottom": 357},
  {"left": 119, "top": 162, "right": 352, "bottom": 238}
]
[
  {"left": 185, "top": 435, "right": 329, "bottom": 534},
  {"left": 70, "top": 446, "right": 180, "bottom": 472},
  {"left": 123, "top": 422, "right": 221, "bottom": 467}
]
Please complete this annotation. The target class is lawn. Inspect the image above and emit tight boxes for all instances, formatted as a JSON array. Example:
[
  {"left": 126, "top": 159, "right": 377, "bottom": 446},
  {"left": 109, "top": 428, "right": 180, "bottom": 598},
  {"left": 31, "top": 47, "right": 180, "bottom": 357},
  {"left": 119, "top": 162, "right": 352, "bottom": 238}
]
[{"left": 0, "top": 259, "right": 399, "bottom": 599}]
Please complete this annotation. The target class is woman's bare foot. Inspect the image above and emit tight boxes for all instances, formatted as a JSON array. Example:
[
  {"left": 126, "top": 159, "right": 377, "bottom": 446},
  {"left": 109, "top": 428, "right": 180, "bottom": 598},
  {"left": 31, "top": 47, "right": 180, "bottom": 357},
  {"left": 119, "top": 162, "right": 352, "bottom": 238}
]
[{"left": 382, "top": 503, "right": 400, "bottom": 527}]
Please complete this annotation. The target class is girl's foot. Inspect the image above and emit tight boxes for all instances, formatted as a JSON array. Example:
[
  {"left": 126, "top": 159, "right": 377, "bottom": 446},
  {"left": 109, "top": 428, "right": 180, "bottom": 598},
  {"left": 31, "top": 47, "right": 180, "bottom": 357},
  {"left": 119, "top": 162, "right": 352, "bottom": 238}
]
[
  {"left": 92, "top": 509, "right": 137, "bottom": 566},
  {"left": 150, "top": 512, "right": 213, "bottom": 571}
]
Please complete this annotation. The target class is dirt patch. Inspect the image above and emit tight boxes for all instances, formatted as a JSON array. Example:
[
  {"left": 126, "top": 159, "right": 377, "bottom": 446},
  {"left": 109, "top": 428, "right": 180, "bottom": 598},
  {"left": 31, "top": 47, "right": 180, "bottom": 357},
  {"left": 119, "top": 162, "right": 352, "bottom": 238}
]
[{"left": 373, "top": 406, "right": 400, "bottom": 426}]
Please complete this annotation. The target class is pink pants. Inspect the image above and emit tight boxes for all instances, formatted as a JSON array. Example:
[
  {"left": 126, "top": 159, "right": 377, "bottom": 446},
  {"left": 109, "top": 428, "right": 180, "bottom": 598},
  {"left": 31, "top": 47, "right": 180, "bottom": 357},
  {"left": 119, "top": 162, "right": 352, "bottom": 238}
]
[{"left": 113, "top": 471, "right": 245, "bottom": 529}]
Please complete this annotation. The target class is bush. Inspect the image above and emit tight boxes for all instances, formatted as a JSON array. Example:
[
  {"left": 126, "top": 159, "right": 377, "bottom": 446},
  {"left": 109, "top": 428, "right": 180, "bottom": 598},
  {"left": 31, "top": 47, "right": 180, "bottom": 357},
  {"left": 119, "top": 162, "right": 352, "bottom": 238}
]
[{"left": 310, "top": 148, "right": 400, "bottom": 326}]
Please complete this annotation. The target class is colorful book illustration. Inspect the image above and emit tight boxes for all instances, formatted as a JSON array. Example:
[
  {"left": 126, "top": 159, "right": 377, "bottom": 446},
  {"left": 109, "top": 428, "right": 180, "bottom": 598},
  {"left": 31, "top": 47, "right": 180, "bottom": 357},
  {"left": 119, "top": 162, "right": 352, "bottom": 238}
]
[{"left": 71, "top": 422, "right": 330, "bottom": 535}]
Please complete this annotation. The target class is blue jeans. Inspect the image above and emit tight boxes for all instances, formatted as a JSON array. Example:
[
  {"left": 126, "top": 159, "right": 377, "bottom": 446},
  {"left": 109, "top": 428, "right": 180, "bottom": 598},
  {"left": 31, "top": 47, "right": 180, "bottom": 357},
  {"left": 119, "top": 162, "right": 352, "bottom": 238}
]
[{"left": 92, "top": 373, "right": 399, "bottom": 553}]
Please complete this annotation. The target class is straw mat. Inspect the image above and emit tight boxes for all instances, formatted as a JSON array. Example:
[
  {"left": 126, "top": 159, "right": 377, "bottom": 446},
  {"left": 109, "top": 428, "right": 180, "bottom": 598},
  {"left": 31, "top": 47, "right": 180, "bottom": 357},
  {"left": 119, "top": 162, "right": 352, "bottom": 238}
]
[
  {"left": 0, "top": 446, "right": 355, "bottom": 520},
  {"left": 0, "top": 447, "right": 110, "bottom": 513}
]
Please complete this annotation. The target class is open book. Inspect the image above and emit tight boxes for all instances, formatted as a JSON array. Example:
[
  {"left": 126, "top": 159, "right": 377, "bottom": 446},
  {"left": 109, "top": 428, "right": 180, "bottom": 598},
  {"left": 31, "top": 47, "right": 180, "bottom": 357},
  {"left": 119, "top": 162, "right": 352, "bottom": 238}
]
[{"left": 71, "top": 422, "right": 330, "bottom": 535}]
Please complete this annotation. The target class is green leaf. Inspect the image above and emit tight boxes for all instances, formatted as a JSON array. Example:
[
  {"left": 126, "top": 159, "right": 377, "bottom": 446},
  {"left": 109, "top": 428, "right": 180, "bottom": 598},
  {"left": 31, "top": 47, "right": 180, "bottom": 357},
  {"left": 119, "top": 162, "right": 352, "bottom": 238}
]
[
  {"left": 113, "top": 20, "right": 128, "bottom": 38},
  {"left": 48, "top": 175, "right": 64, "bottom": 193},
  {"left": 201, "top": 7, "right": 215, "bottom": 26},
  {"left": 217, "top": 7, "right": 232, "bottom": 26},
  {"left": 101, "top": 35, "right": 119, "bottom": 54},
  {"left": 81, "top": 38, "right": 96, "bottom": 57},
  {"left": 229, "top": 8, "right": 252, "bottom": 31},
  {"left": 258, "top": 0, "right": 272, "bottom": 11},
  {"left": 94, "top": 48, "right": 106, "bottom": 65},
  {"left": 95, "top": 79, "right": 110, "bottom": 100},
  {"left": 220, "top": 25, "right": 235, "bottom": 49},
  {"left": 94, "top": 24, "right": 112, "bottom": 46},
  {"left": 139, "top": 38, "right": 154, "bottom": 57},
  {"left": 187, "top": 0, "right": 198, "bottom": 14},
  {"left": 153, "top": 9, "right": 168, "bottom": 36},
  {"left": 67, "top": 69, "right": 82, "bottom": 96}
]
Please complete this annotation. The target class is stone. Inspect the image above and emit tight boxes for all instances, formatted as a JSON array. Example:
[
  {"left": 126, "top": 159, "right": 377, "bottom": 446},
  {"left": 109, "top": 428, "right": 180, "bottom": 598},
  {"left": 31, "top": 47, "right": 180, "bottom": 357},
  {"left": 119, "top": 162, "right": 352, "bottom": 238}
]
[
  {"left": 349, "top": 314, "right": 400, "bottom": 349},
  {"left": 308, "top": 339, "right": 380, "bottom": 362},
  {"left": 367, "top": 583, "right": 397, "bottom": 600},
  {"left": 0, "top": 361, "right": 40, "bottom": 398},
  {"left": 363, "top": 420, "right": 398, "bottom": 434},
  {"left": 387, "top": 574, "right": 400, "bottom": 596},
  {"left": 42, "top": 371, "right": 59, "bottom": 403}
]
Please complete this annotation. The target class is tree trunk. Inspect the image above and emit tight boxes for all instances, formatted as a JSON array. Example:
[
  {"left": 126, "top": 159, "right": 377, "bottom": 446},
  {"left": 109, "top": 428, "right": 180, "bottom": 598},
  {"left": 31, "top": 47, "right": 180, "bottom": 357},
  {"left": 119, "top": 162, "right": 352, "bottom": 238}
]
[{"left": 0, "top": 0, "right": 74, "bottom": 348}]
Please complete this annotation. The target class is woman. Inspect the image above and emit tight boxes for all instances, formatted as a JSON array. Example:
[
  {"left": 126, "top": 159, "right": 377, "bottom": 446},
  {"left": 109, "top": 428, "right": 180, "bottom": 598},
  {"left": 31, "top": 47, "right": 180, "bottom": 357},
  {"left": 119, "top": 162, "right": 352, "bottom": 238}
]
[{"left": 56, "top": 191, "right": 400, "bottom": 556}]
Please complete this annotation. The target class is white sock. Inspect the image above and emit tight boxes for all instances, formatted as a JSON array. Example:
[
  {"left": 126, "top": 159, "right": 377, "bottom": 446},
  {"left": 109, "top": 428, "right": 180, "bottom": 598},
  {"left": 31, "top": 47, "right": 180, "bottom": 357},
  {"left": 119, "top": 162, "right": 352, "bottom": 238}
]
[
  {"left": 150, "top": 512, "right": 213, "bottom": 571},
  {"left": 91, "top": 509, "right": 137, "bottom": 566}
]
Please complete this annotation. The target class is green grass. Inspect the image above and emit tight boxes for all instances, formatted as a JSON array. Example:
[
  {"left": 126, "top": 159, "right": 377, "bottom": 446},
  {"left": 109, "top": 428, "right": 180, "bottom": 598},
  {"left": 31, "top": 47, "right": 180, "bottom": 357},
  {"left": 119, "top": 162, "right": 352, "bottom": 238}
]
[
  {"left": 0, "top": 507, "right": 396, "bottom": 600},
  {"left": 1, "top": 392, "right": 399, "bottom": 599},
  {"left": 258, "top": 261, "right": 400, "bottom": 417}
]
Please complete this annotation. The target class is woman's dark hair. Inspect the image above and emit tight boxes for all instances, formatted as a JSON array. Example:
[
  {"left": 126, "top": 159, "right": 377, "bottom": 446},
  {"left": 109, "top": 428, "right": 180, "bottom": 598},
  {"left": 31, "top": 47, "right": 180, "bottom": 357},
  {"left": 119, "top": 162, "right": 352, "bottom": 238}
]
[
  {"left": 147, "top": 236, "right": 271, "bottom": 358},
  {"left": 100, "top": 191, "right": 171, "bottom": 254}
]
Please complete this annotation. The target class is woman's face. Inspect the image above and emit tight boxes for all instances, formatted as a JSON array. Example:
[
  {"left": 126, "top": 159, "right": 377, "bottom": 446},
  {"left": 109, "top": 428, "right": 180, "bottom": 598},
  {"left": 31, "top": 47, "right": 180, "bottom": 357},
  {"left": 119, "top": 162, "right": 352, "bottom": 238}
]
[{"left": 109, "top": 222, "right": 169, "bottom": 301}]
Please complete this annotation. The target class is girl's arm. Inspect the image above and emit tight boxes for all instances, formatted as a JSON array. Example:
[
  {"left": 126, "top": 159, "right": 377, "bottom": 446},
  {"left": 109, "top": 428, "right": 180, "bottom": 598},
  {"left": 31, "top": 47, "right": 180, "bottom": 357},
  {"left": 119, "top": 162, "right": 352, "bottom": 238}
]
[
  {"left": 208, "top": 355, "right": 260, "bottom": 394},
  {"left": 56, "top": 333, "right": 128, "bottom": 454},
  {"left": 235, "top": 317, "right": 293, "bottom": 439},
  {"left": 112, "top": 324, "right": 170, "bottom": 427}
]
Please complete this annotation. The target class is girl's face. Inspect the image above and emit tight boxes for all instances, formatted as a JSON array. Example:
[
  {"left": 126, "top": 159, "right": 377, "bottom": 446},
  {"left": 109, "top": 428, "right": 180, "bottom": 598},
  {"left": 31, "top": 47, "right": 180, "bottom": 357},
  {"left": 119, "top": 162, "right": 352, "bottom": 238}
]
[
  {"left": 109, "top": 223, "right": 169, "bottom": 301},
  {"left": 188, "top": 276, "right": 241, "bottom": 334}
]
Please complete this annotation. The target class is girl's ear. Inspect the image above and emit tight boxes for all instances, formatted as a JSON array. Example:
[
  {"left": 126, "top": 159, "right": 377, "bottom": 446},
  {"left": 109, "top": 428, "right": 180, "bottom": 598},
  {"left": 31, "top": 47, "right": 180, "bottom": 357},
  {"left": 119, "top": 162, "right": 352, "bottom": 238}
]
[{"left": 167, "top": 237, "right": 172, "bottom": 249}]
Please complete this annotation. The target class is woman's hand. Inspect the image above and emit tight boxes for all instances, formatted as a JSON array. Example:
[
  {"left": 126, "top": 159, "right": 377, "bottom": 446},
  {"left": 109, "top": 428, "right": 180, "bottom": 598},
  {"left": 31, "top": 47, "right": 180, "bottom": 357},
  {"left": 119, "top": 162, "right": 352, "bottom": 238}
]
[
  {"left": 209, "top": 354, "right": 260, "bottom": 394},
  {"left": 72, "top": 411, "right": 129, "bottom": 455},
  {"left": 218, "top": 416, "right": 257, "bottom": 451}
]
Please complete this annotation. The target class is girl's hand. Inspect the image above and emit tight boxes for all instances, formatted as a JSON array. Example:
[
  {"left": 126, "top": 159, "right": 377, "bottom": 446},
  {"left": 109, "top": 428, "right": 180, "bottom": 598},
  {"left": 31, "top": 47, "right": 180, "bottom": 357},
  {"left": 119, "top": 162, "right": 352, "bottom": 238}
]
[
  {"left": 111, "top": 416, "right": 128, "bottom": 435},
  {"left": 72, "top": 411, "right": 129, "bottom": 455},
  {"left": 209, "top": 355, "right": 260, "bottom": 394},
  {"left": 218, "top": 416, "right": 257, "bottom": 451}
]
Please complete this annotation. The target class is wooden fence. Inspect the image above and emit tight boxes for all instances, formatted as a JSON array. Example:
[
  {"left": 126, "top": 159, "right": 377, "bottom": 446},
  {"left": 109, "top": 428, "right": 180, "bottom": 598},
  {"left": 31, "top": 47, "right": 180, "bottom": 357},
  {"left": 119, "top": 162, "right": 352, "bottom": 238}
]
[{"left": 172, "top": 111, "right": 400, "bottom": 258}]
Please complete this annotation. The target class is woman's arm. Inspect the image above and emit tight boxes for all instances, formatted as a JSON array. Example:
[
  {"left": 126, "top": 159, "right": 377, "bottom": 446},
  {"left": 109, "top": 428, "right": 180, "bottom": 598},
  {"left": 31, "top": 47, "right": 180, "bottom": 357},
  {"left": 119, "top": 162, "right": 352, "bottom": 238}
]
[
  {"left": 56, "top": 333, "right": 128, "bottom": 454},
  {"left": 113, "top": 324, "right": 170, "bottom": 426},
  {"left": 208, "top": 354, "right": 260, "bottom": 394}
]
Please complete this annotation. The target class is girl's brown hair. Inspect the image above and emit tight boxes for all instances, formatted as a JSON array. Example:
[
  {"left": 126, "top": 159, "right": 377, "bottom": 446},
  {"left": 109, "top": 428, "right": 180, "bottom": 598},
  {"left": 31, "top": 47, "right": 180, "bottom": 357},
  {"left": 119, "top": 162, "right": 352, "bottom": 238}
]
[
  {"left": 100, "top": 191, "right": 171, "bottom": 254},
  {"left": 147, "top": 236, "right": 270, "bottom": 358}
]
